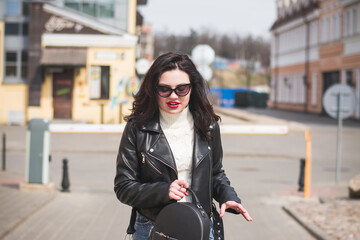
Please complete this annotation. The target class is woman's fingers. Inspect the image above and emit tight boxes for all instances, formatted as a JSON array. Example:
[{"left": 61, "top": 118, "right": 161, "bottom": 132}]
[
  {"left": 169, "top": 180, "right": 189, "bottom": 200},
  {"left": 220, "top": 201, "right": 253, "bottom": 221}
]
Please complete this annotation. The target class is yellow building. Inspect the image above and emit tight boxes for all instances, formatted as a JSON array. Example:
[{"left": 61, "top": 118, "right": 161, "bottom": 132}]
[{"left": 0, "top": 0, "right": 141, "bottom": 124}]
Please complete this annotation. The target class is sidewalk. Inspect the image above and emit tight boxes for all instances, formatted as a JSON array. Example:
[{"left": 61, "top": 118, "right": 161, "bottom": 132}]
[
  {"left": 215, "top": 106, "right": 360, "bottom": 240},
  {"left": 0, "top": 107, "right": 359, "bottom": 240}
]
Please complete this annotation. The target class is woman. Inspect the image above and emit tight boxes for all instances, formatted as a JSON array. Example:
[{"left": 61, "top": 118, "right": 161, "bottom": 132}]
[{"left": 114, "top": 52, "right": 252, "bottom": 240}]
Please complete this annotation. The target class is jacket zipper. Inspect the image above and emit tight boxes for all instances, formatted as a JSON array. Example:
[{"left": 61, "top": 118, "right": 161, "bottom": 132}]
[
  {"left": 208, "top": 146, "right": 213, "bottom": 218},
  {"left": 141, "top": 152, "right": 162, "bottom": 175},
  {"left": 148, "top": 152, "right": 178, "bottom": 178}
]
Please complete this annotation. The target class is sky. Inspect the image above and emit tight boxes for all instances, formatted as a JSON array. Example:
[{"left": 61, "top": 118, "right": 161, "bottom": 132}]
[{"left": 137, "top": 0, "right": 277, "bottom": 39}]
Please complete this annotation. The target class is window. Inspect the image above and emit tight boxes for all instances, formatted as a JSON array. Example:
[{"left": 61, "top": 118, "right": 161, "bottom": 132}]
[
  {"left": 326, "top": 17, "right": 331, "bottom": 42},
  {"left": 358, "top": 6, "right": 360, "bottom": 33},
  {"left": 21, "top": 51, "right": 28, "bottom": 79},
  {"left": 5, "top": 23, "right": 20, "bottom": 35},
  {"left": 345, "top": 10, "right": 351, "bottom": 36},
  {"left": 352, "top": 8, "right": 357, "bottom": 35},
  {"left": 22, "top": 1, "right": 29, "bottom": 16},
  {"left": 321, "top": 18, "right": 327, "bottom": 43},
  {"left": 64, "top": 0, "right": 115, "bottom": 18},
  {"left": 22, "top": 23, "right": 28, "bottom": 36},
  {"left": 346, "top": 70, "right": 354, "bottom": 87},
  {"left": 99, "top": 0, "right": 114, "bottom": 17},
  {"left": 5, "top": 52, "right": 17, "bottom": 78},
  {"left": 4, "top": 51, "right": 28, "bottom": 83},
  {"left": 83, "top": 2, "right": 96, "bottom": 17},
  {"left": 89, "top": 66, "right": 110, "bottom": 99},
  {"left": 6, "top": 0, "right": 20, "bottom": 15},
  {"left": 332, "top": 15, "right": 336, "bottom": 41},
  {"left": 65, "top": 0, "right": 81, "bottom": 11},
  {"left": 337, "top": 13, "right": 342, "bottom": 39}
]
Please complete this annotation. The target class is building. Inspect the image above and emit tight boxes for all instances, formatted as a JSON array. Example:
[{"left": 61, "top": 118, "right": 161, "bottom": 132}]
[
  {"left": 269, "top": 0, "right": 360, "bottom": 119},
  {"left": 0, "top": 0, "right": 147, "bottom": 125}
]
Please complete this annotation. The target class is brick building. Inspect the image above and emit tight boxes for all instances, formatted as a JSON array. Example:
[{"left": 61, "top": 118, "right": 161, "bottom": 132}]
[{"left": 269, "top": 0, "right": 360, "bottom": 119}]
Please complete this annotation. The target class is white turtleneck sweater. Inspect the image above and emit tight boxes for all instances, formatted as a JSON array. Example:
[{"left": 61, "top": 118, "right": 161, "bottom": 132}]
[{"left": 159, "top": 107, "right": 194, "bottom": 202}]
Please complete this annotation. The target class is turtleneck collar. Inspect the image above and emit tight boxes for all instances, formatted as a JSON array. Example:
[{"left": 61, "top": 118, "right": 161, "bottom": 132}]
[{"left": 159, "top": 107, "right": 193, "bottom": 129}]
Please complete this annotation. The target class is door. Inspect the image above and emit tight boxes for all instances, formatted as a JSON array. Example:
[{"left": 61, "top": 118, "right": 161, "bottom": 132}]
[
  {"left": 322, "top": 71, "right": 340, "bottom": 114},
  {"left": 53, "top": 68, "right": 74, "bottom": 119}
]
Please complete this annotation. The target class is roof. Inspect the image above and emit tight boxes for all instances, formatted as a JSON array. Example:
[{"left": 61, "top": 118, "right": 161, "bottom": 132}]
[
  {"left": 270, "top": 1, "right": 319, "bottom": 31},
  {"left": 40, "top": 48, "right": 87, "bottom": 66}
]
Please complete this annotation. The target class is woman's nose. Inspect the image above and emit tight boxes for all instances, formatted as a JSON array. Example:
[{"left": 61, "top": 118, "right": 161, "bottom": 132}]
[{"left": 169, "top": 90, "right": 178, "bottom": 98}]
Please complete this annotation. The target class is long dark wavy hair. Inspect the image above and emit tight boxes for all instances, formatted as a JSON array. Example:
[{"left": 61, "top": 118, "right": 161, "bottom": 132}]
[{"left": 125, "top": 51, "right": 220, "bottom": 140}]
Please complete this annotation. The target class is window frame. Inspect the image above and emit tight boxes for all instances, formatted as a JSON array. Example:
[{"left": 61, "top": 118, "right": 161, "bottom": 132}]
[
  {"left": 89, "top": 65, "right": 110, "bottom": 100},
  {"left": 3, "top": 50, "right": 28, "bottom": 84}
]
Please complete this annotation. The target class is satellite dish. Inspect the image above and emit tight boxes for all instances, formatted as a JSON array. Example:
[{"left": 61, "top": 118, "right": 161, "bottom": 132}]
[
  {"left": 136, "top": 58, "right": 151, "bottom": 75},
  {"left": 191, "top": 44, "right": 215, "bottom": 66}
]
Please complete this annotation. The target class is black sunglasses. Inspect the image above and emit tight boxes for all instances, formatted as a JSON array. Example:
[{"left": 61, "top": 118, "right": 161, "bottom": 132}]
[{"left": 156, "top": 84, "right": 192, "bottom": 97}]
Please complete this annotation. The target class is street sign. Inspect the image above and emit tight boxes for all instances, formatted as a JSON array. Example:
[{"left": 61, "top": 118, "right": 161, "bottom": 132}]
[
  {"left": 322, "top": 83, "right": 357, "bottom": 184},
  {"left": 323, "top": 84, "right": 357, "bottom": 120},
  {"left": 136, "top": 58, "right": 151, "bottom": 75},
  {"left": 191, "top": 44, "right": 215, "bottom": 81},
  {"left": 191, "top": 44, "right": 215, "bottom": 66},
  {"left": 197, "top": 65, "right": 213, "bottom": 81}
]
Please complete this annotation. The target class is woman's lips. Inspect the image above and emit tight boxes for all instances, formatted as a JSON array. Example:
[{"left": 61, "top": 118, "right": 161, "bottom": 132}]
[{"left": 167, "top": 101, "right": 179, "bottom": 109}]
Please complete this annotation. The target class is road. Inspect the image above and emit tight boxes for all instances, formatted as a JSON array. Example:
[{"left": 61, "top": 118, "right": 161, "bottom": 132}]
[{"left": 1, "top": 107, "right": 359, "bottom": 239}]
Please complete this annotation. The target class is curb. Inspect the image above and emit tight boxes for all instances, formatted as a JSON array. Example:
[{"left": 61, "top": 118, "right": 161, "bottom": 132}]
[{"left": 282, "top": 206, "right": 337, "bottom": 240}]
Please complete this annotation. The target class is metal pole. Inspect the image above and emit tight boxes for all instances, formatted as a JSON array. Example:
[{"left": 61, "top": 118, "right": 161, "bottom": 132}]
[
  {"left": 2, "top": 133, "right": 5, "bottom": 171},
  {"left": 61, "top": 158, "right": 70, "bottom": 192},
  {"left": 304, "top": 130, "right": 312, "bottom": 198},
  {"left": 335, "top": 92, "right": 342, "bottom": 184},
  {"left": 100, "top": 103, "right": 104, "bottom": 124}
]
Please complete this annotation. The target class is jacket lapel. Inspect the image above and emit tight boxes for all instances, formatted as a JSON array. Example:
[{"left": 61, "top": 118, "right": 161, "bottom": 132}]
[
  {"left": 193, "top": 128, "right": 211, "bottom": 169},
  {"left": 141, "top": 115, "right": 177, "bottom": 173}
]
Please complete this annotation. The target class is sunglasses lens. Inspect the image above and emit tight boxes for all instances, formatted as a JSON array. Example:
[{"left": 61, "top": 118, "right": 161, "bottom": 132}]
[
  {"left": 157, "top": 86, "right": 172, "bottom": 97},
  {"left": 175, "top": 84, "right": 191, "bottom": 96},
  {"left": 157, "top": 84, "right": 191, "bottom": 97}
]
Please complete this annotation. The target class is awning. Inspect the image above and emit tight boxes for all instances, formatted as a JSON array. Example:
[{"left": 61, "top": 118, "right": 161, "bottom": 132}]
[{"left": 40, "top": 48, "right": 87, "bottom": 66}]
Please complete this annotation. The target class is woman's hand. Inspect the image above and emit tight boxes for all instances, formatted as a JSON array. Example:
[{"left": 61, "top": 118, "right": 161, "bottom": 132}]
[
  {"left": 220, "top": 201, "right": 253, "bottom": 221},
  {"left": 169, "top": 180, "right": 189, "bottom": 201}
]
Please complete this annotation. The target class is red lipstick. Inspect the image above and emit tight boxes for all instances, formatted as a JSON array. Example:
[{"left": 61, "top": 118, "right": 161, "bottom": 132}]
[{"left": 167, "top": 101, "right": 179, "bottom": 109}]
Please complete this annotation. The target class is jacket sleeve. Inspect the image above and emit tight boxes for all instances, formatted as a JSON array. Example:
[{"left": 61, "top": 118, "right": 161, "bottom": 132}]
[
  {"left": 114, "top": 121, "right": 172, "bottom": 209},
  {"left": 211, "top": 122, "right": 241, "bottom": 213}
]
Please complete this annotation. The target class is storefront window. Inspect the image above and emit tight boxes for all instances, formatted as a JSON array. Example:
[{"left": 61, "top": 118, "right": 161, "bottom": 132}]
[{"left": 90, "top": 66, "right": 110, "bottom": 99}]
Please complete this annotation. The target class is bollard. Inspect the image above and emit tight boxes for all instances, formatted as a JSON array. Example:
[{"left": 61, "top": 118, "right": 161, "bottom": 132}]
[
  {"left": 2, "top": 133, "right": 5, "bottom": 171},
  {"left": 61, "top": 158, "right": 70, "bottom": 192},
  {"left": 298, "top": 158, "right": 305, "bottom": 192}
]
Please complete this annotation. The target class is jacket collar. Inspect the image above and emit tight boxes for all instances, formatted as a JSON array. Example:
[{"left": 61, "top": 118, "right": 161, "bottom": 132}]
[
  {"left": 141, "top": 111, "right": 212, "bottom": 170},
  {"left": 141, "top": 113, "right": 161, "bottom": 133}
]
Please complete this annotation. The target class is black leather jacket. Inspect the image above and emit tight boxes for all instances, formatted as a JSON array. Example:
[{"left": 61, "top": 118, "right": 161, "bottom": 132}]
[{"left": 114, "top": 114, "right": 241, "bottom": 221}]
